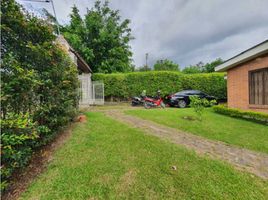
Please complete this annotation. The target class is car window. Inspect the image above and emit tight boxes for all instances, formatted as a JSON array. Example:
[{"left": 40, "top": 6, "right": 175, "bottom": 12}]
[
  {"left": 175, "top": 91, "right": 187, "bottom": 95},
  {"left": 187, "top": 91, "right": 200, "bottom": 95},
  {"left": 175, "top": 90, "right": 206, "bottom": 96}
]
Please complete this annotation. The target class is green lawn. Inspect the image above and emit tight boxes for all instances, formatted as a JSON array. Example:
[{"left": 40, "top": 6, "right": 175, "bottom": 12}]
[
  {"left": 125, "top": 108, "right": 268, "bottom": 154},
  {"left": 21, "top": 112, "right": 268, "bottom": 200}
]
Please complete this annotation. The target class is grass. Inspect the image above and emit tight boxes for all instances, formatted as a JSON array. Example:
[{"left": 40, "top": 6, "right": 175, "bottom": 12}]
[
  {"left": 125, "top": 108, "right": 268, "bottom": 154},
  {"left": 21, "top": 112, "right": 268, "bottom": 200}
]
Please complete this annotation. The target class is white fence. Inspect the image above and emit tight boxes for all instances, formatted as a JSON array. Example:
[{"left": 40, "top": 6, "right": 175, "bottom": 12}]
[{"left": 78, "top": 74, "right": 104, "bottom": 106}]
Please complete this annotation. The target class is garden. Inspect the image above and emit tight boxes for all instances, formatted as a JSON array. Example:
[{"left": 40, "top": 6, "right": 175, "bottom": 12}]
[
  {"left": 2, "top": 0, "right": 268, "bottom": 199},
  {"left": 125, "top": 107, "right": 268, "bottom": 154},
  {"left": 18, "top": 111, "right": 268, "bottom": 200}
]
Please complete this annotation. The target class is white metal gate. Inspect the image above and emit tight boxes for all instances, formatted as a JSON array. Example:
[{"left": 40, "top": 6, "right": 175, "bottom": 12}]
[
  {"left": 92, "top": 81, "right": 104, "bottom": 105},
  {"left": 79, "top": 74, "right": 93, "bottom": 105},
  {"left": 78, "top": 74, "right": 104, "bottom": 106}
]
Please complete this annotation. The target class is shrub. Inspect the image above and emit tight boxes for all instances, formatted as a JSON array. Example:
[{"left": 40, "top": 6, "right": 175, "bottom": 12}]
[
  {"left": 189, "top": 96, "right": 216, "bottom": 120},
  {"left": 1, "top": 113, "right": 39, "bottom": 190},
  {"left": 1, "top": 0, "right": 79, "bottom": 191},
  {"left": 213, "top": 105, "right": 268, "bottom": 125},
  {"left": 93, "top": 71, "right": 227, "bottom": 100}
]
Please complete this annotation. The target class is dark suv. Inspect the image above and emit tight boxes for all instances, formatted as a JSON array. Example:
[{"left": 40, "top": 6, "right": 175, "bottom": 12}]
[{"left": 165, "top": 90, "right": 217, "bottom": 108}]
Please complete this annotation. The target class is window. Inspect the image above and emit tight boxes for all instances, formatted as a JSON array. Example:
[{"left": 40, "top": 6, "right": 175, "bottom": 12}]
[
  {"left": 249, "top": 67, "right": 268, "bottom": 105},
  {"left": 188, "top": 91, "right": 199, "bottom": 95}
]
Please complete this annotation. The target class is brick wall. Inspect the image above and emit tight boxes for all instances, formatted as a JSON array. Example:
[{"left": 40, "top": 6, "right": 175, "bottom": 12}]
[{"left": 227, "top": 54, "right": 268, "bottom": 113}]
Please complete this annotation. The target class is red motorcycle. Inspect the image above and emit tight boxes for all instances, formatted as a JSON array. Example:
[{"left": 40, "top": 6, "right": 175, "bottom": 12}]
[{"left": 144, "top": 90, "right": 165, "bottom": 109}]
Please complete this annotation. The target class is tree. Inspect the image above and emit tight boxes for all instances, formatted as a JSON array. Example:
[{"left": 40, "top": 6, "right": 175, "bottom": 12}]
[
  {"left": 182, "top": 65, "right": 202, "bottom": 74},
  {"left": 189, "top": 96, "right": 216, "bottom": 121},
  {"left": 182, "top": 58, "right": 223, "bottom": 74},
  {"left": 63, "top": 1, "right": 134, "bottom": 73},
  {"left": 202, "top": 58, "right": 223, "bottom": 73},
  {"left": 138, "top": 65, "right": 151, "bottom": 72},
  {"left": 153, "top": 59, "right": 179, "bottom": 71}
]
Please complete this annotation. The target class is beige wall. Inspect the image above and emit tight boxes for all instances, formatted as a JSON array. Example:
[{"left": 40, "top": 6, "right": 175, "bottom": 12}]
[{"left": 227, "top": 54, "right": 268, "bottom": 113}]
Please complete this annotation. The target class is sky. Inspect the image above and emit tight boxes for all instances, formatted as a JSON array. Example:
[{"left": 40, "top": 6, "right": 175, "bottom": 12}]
[{"left": 17, "top": 0, "right": 268, "bottom": 69}]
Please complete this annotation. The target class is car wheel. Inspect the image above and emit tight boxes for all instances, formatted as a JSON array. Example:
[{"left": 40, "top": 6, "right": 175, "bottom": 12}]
[{"left": 178, "top": 100, "right": 187, "bottom": 108}]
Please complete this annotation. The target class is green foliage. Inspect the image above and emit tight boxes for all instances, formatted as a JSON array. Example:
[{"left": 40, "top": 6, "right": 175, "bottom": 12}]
[
  {"left": 154, "top": 59, "right": 179, "bottom": 71},
  {"left": 182, "top": 58, "right": 223, "bottom": 74},
  {"left": 1, "top": 113, "right": 39, "bottom": 187},
  {"left": 137, "top": 65, "right": 151, "bottom": 72},
  {"left": 1, "top": 0, "right": 79, "bottom": 191},
  {"left": 189, "top": 96, "right": 216, "bottom": 120},
  {"left": 93, "top": 71, "right": 227, "bottom": 100},
  {"left": 182, "top": 65, "right": 202, "bottom": 74},
  {"left": 213, "top": 105, "right": 268, "bottom": 125},
  {"left": 62, "top": 1, "right": 134, "bottom": 73},
  {"left": 202, "top": 58, "right": 223, "bottom": 72}
]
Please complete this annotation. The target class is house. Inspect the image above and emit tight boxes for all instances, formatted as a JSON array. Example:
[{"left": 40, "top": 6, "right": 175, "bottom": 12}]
[
  {"left": 56, "top": 35, "right": 92, "bottom": 74},
  {"left": 215, "top": 40, "right": 268, "bottom": 113},
  {"left": 56, "top": 35, "right": 104, "bottom": 106}
]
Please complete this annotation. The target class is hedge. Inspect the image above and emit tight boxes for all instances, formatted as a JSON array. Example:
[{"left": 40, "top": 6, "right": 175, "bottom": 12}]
[
  {"left": 93, "top": 71, "right": 227, "bottom": 100},
  {"left": 1, "top": 1, "right": 79, "bottom": 191},
  {"left": 213, "top": 105, "right": 268, "bottom": 125}
]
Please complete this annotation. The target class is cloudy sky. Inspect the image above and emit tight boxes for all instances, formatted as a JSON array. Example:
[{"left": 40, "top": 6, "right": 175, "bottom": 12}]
[{"left": 17, "top": 0, "right": 268, "bottom": 69}]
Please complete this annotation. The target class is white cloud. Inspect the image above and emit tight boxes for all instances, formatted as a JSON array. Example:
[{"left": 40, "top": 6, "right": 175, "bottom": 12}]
[{"left": 17, "top": 0, "right": 268, "bottom": 68}]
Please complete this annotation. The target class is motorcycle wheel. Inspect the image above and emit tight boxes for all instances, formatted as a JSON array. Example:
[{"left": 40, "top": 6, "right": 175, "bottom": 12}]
[
  {"left": 160, "top": 102, "right": 166, "bottom": 108},
  {"left": 144, "top": 102, "right": 151, "bottom": 109},
  {"left": 131, "top": 101, "right": 138, "bottom": 106}
]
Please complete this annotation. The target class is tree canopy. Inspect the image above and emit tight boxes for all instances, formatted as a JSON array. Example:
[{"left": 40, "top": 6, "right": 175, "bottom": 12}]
[
  {"left": 182, "top": 58, "right": 223, "bottom": 74},
  {"left": 138, "top": 65, "right": 151, "bottom": 72},
  {"left": 202, "top": 58, "right": 223, "bottom": 72},
  {"left": 153, "top": 59, "right": 180, "bottom": 71},
  {"left": 182, "top": 65, "right": 202, "bottom": 74},
  {"left": 62, "top": 1, "right": 134, "bottom": 73}
]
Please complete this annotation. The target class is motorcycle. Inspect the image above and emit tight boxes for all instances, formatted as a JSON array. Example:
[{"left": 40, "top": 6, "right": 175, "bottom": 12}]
[
  {"left": 144, "top": 90, "right": 165, "bottom": 109},
  {"left": 131, "top": 90, "right": 148, "bottom": 106},
  {"left": 131, "top": 95, "right": 145, "bottom": 106}
]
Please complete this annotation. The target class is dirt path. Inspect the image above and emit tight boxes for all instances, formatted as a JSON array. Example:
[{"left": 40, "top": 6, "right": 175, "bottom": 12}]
[{"left": 103, "top": 109, "right": 268, "bottom": 180}]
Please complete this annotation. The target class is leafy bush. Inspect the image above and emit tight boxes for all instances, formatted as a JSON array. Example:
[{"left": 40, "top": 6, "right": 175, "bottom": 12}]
[
  {"left": 1, "top": 0, "right": 79, "bottom": 191},
  {"left": 189, "top": 96, "right": 216, "bottom": 120},
  {"left": 0, "top": 113, "right": 39, "bottom": 190},
  {"left": 213, "top": 105, "right": 268, "bottom": 125},
  {"left": 93, "top": 71, "right": 227, "bottom": 100}
]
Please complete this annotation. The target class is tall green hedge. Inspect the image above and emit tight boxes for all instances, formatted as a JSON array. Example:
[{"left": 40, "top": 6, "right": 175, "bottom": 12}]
[
  {"left": 93, "top": 71, "right": 227, "bottom": 100},
  {"left": 1, "top": 1, "right": 79, "bottom": 191}
]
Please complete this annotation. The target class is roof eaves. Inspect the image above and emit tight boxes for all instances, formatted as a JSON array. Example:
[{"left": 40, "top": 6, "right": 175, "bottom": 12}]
[
  {"left": 69, "top": 48, "right": 93, "bottom": 73},
  {"left": 215, "top": 39, "right": 268, "bottom": 72}
]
